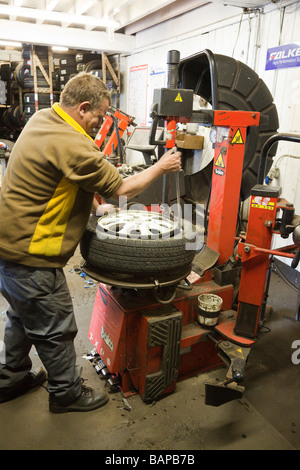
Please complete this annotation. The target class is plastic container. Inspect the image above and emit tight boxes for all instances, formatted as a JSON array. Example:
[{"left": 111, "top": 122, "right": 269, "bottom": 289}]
[{"left": 197, "top": 293, "right": 223, "bottom": 326}]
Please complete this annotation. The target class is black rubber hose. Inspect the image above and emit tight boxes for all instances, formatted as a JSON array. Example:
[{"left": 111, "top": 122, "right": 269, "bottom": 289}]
[
  {"left": 203, "top": 49, "right": 219, "bottom": 110},
  {"left": 257, "top": 133, "right": 300, "bottom": 184}
]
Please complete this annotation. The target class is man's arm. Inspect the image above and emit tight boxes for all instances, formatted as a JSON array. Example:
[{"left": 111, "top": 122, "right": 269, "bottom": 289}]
[{"left": 111, "top": 148, "right": 182, "bottom": 200}]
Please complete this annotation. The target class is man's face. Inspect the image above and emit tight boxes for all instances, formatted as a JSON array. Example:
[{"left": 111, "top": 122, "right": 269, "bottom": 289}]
[{"left": 82, "top": 98, "right": 110, "bottom": 134}]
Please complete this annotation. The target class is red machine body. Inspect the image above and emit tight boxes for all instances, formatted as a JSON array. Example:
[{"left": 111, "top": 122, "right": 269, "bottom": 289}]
[
  {"left": 89, "top": 274, "right": 233, "bottom": 401},
  {"left": 88, "top": 88, "right": 299, "bottom": 404}
]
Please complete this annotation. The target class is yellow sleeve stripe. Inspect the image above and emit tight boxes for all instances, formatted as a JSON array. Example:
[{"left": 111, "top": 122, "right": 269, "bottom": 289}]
[
  {"left": 52, "top": 102, "right": 94, "bottom": 142},
  {"left": 29, "top": 177, "right": 79, "bottom": 257}
]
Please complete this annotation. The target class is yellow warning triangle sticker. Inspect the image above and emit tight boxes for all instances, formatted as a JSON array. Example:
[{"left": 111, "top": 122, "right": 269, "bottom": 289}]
[
  {"left": 174, "top": 93, "right": 183, "bottom": 102},
  {"left": 215, "top": 153, "right": 225, "bottom": 168},
  {"left": 231, "top": 129, "right": 244, "bottom": 144}
]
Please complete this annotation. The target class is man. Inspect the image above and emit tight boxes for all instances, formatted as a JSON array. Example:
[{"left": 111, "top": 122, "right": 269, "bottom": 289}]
[{"left": 0, "top": 72, "right": 181, "bottom": 413}]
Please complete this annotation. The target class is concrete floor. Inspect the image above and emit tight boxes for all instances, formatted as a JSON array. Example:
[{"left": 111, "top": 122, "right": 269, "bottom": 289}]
[{"left": 0, "top": 250, "right": 299, "bottom": 451}]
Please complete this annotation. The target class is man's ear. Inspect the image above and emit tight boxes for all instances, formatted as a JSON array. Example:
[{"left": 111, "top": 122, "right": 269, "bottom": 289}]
[{"left": 78, "top": 101, "right": 91, "bottom": 117}]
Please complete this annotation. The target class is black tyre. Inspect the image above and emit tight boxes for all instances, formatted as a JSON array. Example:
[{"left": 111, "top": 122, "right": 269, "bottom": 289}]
[
  {"left": 179, "top": 52, "right": 279, "bottom": 201},
  {"left": 14, "top": 62, "right": 31, "bottom": 88},
  {"left": 60, "top": 66, "right": 78, "bottom": 76},
  {"left": 2, "top": 110, "right": 15, "bottom": 130},
  {"left": 34, "top": 46, "right": 49, "bottom": 60},
  {"left": 8, "top": 104, "right": 24, "bottom": 128},
  {"left": 84, "top": 60, "right": 112, "bottom": 79},
  {"left": 80, "top": 213, "right": 196, "bottom": 275},
  {"left": 59, "top": 57, "right": 77, "bottom": 68},
  {"left": 84, "top": 60, "right": 102, "bottom": 72}
]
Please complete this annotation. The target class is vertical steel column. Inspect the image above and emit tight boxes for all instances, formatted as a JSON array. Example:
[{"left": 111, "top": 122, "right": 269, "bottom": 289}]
[{"left": 234, "top": 185, "right": 280, "bottom": 338}]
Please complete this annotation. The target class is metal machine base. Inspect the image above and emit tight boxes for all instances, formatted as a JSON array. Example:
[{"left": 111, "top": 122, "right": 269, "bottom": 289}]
[{"left": 87, "top": 265, "right": 252, "bottom": 405}]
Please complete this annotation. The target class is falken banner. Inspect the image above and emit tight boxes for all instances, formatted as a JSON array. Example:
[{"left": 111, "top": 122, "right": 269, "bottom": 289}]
[{"left": 266, "top": 43, "right": 300, "bottom": 70}]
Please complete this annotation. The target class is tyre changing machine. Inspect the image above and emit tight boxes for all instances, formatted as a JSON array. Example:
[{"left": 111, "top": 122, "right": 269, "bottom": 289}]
[{"left": 86, "top": 51, "right": 300, "bottom": 406}]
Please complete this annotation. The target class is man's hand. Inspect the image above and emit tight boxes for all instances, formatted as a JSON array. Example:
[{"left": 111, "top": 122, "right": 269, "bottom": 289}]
[
  {"left": 156, "top": 147, "right": 182, "bottom": 173},
  {"left": 112, "top": 147, "right": 182, "bottom": 200},
  {"left": 96, "top": 203, "right": 118, "bottom": 216}
]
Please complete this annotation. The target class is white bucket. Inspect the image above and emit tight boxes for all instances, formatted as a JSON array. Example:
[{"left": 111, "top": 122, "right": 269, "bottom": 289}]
[{"left": 197, "top": 293, "right": 223, "bottom": 326}]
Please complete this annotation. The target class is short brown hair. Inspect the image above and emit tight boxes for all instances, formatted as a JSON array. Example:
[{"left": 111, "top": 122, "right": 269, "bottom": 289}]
[{"left": 60, "top": 72, "right": 111, "bottom": 110}]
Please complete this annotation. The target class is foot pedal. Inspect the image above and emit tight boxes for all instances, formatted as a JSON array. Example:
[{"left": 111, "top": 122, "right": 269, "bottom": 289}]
[
  {"left": 100, "top": 365, "right": 110, "bottom": 378},
  {"left": 108, "top": 374, "right": 121, "bottom": 392},
  {"left": 204, "top": 381, "right": 244, "bottom": 407},
  {"left": 204, "top": 339, "right": 250, "bottom": 406},
  {"left": 89, "top": 350, "right": 121, "bottom": 393},
  {"left": 94, "top": 358, "right": 107, "bottom": 376}
]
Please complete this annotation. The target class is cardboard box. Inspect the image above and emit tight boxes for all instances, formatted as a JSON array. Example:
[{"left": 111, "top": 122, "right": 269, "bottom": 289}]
[{"left": 175, "top": 133, "right": 204, "bottom": 149}]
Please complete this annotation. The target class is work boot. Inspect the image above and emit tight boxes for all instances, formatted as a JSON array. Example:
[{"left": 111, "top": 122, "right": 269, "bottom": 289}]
[
  {"left": 49, "top": 381, "right": 109, "bottom": 413},
  {"left": 0, "top": 367, "right": 47, "bottom": 403}
]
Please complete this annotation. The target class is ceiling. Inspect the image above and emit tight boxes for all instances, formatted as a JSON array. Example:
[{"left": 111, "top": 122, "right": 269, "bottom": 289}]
[
  {"left": 0, "top": 0, "right": 273, "bottom": 53},
  {"left": 0, "top": 0, "right": 208, "bottom": 32}
]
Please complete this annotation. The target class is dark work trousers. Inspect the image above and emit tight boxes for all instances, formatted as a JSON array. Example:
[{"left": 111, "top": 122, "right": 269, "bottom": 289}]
[{"left": 0, "top": 258, "right": 82, "bottom": 404}]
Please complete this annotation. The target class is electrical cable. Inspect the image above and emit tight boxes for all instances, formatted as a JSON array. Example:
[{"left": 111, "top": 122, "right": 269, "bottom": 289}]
[
  {"left": 275, "top": 153, "right": 300, "bottom": 167},
  {"left": 272, "top": 5, "right": 286, "bottom": 97},
  {"left": 232, "top": 11, "right": 244, "bottom": 57}
]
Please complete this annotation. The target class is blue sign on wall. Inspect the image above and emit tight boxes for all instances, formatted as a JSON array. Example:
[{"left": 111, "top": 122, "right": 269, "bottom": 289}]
[{"left": 266, "top": 43, "right": 300, "bottom": 70}]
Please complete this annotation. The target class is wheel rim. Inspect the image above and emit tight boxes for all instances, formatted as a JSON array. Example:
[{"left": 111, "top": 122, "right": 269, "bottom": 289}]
[{"left": 97, "top": 210, "right": 176, "bottom": 239}]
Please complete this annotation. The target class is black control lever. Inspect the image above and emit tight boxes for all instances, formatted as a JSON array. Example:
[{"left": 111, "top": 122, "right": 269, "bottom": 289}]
[
  {"left": 292, "top": 225, "right": 300, "bottom": 269},
  {"left": 292, "top": 250, "right": 300, "bottom": 269},
  {"left": 149, "top": 109, "right": 167, "bottom": 146}
]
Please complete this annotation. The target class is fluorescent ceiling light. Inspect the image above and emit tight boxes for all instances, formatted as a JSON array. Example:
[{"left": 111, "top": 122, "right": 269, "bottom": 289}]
[
  {"left": 0, "top": 5, "right": 120, "bottom": 29},
  {"left": 52, "top": 46, "right": 69, "bottom": 51},
  {"left": 0, "top": 40, "right": 22, "bottom": 47}
]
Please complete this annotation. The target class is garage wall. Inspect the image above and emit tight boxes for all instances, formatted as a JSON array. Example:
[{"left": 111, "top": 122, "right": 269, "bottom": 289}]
[{"left": 122, "top": 0, "right": 300, "bottom": 268}]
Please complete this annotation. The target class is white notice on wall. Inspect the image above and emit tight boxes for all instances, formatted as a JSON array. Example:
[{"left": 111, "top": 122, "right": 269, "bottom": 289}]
[
  {"left": 128, "top": 64, "right": 148, "bottom": 126},
  {"left": 148, "top": 66, "right": 166, "bottom": 125}
]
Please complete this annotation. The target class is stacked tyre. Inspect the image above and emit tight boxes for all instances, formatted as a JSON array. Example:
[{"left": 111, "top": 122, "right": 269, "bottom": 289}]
[
  {"left": 24, "top": 45, "right": 53, "bottom": 89},
  {"left": 2, "top": 104, "right": 24, "bottom": 129},
  {"left": 57, "top": 56, "right": 78, "bottom": 91},
  {"left": 57, "top": 52, "right": 118, "bottom": 94},
  {"left": 23, "top": 92, "right": 59, "bottom": 123},
  {"left": 83, "top": 56, "right": 117, "bottom": 92},
  {"left": 0, "top": 64, "right": 11, "bottom": 105}
]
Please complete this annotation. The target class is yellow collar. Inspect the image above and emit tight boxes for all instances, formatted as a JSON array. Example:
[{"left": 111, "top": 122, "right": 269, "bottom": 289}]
[{"left": 52, "top": 102, "right": 94, "bottom": 142}]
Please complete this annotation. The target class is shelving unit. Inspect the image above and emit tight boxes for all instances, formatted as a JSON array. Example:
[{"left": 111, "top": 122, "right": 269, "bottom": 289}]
[
  {"left": 102, "top": 52, "right": 121, "bottom": 108},
  {"left": 0, "top": 45, "right": 122, "bottom": 140},
  {"left": 31, "top": 45, "right": 54, "bottom": 111}
]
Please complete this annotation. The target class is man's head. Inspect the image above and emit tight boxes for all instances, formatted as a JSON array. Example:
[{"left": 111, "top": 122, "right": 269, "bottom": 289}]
[{"left": 59, "top": 72, "right": 111, "bottom": 134}]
